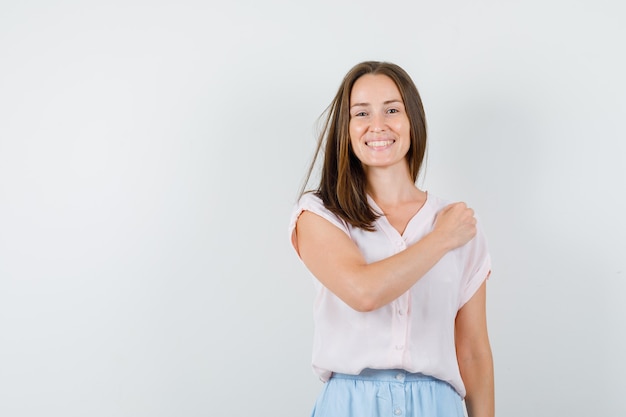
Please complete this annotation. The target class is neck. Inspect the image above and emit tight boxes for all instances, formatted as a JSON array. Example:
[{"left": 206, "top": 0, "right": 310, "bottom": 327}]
[{"left": 365, "top": 164, "right": 423, "bottom": 206}]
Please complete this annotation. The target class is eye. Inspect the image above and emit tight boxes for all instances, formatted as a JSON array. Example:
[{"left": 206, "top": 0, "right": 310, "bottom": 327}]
[
  {"left": 387, "top": 108, "right": 399, "bottom": 114},
  {"left": 353, "top": 111, "right": 367, "bottom": 117}
]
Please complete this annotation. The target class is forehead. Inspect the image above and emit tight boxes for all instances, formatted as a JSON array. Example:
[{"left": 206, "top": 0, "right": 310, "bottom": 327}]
[{"left": 350, "top": 74, "right": 402, "bottom": 103}]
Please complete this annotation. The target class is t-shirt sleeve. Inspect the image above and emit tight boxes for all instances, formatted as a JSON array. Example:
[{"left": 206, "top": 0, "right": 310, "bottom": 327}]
[
  {"left": 458, "top": 221, "right": 492, "bottom": 309},
  {"left": 288, "top": 192, "right": 350, "bottom": 258}
]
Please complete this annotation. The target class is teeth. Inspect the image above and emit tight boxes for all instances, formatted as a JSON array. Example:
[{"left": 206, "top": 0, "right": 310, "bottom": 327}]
[{"left": 367, "top": 140, "right": 394, "bottom": 147}]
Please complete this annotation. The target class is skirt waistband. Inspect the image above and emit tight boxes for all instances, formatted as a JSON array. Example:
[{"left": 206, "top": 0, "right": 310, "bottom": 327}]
[{"left": 331, "top": 369, "right": 438, "bottom": 383}]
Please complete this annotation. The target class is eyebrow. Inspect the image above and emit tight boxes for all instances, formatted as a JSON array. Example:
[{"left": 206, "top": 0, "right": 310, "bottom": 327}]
[{"left": 350, "top": 99, "right": 404, "bottom": 108}]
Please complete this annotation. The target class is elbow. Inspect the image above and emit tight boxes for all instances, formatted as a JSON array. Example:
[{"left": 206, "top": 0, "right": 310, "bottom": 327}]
[
  {"left": 350, "top": 299, "right": 378, "bottom": 313},
  {"left": 458, "top": 350, "right": 493, "bottom": 368},
  {"left": 457, "top": 345, "right": 493, "bottom": 374},
  {"left": 344, "top": 286, "right": 383, "bottom": 312},
  {"left": 330, "top": 268, "right": 387, "bottom": 312}
]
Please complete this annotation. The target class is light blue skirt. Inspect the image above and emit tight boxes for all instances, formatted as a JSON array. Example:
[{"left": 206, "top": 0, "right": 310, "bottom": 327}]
[{"left": 311, "top": 369, "right": 464, "bottom": 417}]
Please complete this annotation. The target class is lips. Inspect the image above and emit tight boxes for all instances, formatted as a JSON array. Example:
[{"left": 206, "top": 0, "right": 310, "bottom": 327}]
[{"left": 365, "top": 139, "right": 395, "bottom": 148}]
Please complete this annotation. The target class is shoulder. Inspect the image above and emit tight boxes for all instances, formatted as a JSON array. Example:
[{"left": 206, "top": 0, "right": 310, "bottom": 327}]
[
  {"left": 296, "top": 191, "right": 325, "bottom": 210},
  {"left": 292, "top": 192, "right": 339, "bottom": 222},
  {"left": 289, "top": 191, "right": 352, "bottom": 256},
  {"left": 424, "top": 192, "right": 452, "bottom": 212},
  {"left": 426, "top": 193, "right": 483, "bottom": 222},
  {"left": 289, "top": 192, "right": 350, "bottom": 237},
  {"left": 426, "top": 192, "right": 490, "bottom": 248}
]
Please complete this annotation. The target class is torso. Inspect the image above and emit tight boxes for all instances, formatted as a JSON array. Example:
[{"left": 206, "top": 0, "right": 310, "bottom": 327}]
[{"left": 289, "top": 191, "right": 491, "bottom": 398}]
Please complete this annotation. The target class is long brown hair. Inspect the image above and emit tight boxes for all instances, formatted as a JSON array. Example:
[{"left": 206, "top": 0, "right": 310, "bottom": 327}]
[{"left": 300, "top": 61, "right": 428, "bottom": 231}]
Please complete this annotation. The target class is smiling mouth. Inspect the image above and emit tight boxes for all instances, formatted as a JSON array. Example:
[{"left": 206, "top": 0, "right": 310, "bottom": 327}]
[{"left": 366, "top": 140, "right": 395, "bottom": 148}]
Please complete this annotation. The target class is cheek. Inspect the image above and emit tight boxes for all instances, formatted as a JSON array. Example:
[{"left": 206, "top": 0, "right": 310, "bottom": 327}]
[
  {"left": 393, "top": 121, "right": 411, "bottom": 149},
  {"left": 391, "top": 118, "right": 410, "bottom": 133},
  {"left": 349, "top": 121, "right": 366, "bottom": 138}
]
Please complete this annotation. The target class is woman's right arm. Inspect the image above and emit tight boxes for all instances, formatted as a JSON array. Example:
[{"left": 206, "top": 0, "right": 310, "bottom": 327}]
[{"left": 294, "top": 202, "right": 477, "bottom": 312}]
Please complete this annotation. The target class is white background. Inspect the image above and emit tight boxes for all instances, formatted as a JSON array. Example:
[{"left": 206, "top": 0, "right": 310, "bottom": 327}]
[{"left": 1, "top": 1, "right": 625, "bottom": 416}]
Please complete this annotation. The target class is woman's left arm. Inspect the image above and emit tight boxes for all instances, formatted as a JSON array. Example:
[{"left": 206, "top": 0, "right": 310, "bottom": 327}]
[{"left": 455, "top": 280, "right": 494, "bottom": 417}]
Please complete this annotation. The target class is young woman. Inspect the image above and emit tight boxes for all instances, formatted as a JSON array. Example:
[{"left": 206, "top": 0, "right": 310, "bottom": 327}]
[{"left": 289, "top": 61, "right": 494, "bottom": 417}]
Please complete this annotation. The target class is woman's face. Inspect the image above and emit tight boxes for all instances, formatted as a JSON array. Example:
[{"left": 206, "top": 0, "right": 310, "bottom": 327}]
[{"left": 348, "top": 74, "right": 411, "bottom": 171}]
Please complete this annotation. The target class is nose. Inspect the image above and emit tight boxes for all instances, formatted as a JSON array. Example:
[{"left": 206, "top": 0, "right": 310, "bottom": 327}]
[{"left": 370, "top": 112, "right": 386, "bottom": 133}]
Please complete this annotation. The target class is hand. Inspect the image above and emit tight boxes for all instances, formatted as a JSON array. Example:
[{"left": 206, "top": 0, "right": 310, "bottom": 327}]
[{"left": 432, "top": 202, "right": 477, "bottom": 250}]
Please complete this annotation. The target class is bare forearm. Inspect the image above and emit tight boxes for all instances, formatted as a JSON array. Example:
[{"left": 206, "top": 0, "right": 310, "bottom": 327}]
[
  {"left": 351, "top": 231, "right": 452, "bottom": 311},
  {"left": 460, "top": 354, "right": 494, "bottom": 417}
]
